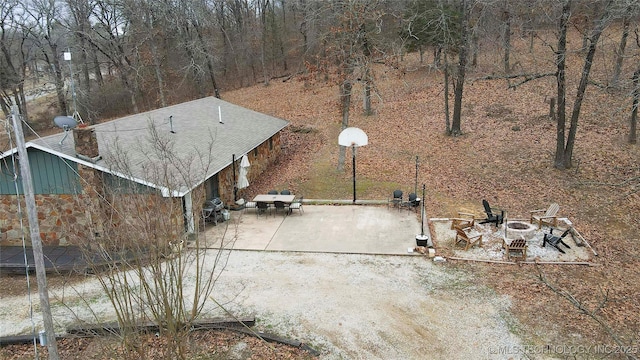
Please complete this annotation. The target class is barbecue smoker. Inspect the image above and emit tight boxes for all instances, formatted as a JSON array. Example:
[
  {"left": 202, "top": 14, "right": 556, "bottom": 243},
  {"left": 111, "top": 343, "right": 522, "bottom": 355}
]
[{"left": 202, "top": 197, "right": 226, "bottom": 225}]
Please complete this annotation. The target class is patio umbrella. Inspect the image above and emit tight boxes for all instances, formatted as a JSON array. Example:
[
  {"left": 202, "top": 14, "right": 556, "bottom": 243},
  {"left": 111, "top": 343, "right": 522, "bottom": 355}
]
[{"left": 237, "top": 154, "right": 250, "bottom": 189}]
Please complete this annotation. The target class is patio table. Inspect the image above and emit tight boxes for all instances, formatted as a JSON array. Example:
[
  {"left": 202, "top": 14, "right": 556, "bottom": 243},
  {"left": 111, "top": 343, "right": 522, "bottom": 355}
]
[{"left": 252, "top": 194, "right": 296, "bottom": 204}]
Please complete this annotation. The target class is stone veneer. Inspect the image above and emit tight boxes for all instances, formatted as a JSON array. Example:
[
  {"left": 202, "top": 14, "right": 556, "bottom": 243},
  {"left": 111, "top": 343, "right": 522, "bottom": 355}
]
[
  {"left": 0, "top": 194, "right": 93, "bottom": 246},
  {"left": 217, "top": 133, "right": 282, "bottom": 205},
  {"left": 0, "top": 132, "right": 282, "bottom": 246}
]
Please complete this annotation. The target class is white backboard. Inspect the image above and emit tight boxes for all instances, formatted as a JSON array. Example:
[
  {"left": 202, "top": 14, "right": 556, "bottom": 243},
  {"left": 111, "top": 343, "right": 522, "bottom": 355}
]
[{"left": 338, "top": 127, "right": 368, "bottom": 147}]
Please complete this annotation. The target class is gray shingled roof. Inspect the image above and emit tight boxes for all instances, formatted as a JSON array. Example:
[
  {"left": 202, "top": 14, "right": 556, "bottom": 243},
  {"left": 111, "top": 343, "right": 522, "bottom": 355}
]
[{"left": 26, "top": 97, "right": 288, "bottom": 196}]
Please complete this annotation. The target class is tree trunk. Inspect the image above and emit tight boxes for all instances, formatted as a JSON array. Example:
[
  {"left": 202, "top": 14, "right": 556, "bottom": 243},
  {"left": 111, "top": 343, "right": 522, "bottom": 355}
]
[
  {"left": 91, "top": 43, "right": 103, "bottom": 87},
  {"left": 611, "top": 16, "right": 629, "bottom": 87},
  {"left": 259, "top": 0, "right": 269, "bottom": 86},
  {"left": 363, "top": 67, "right": 372, "bottom": 116},
  {"left": 337, "top": 80, "right": 352, "bottom": 171},
  {"left": 279, "top": 0, "right": 288, "bottom": 72},
  {"left": 145, "top": 8, "right": 166, "bottom": 108},
  {"left": 554, "top": 0, "right": 570, "bottom": 169},
  {"left": 471, "top": 31, "right": 478, "bottom": 68},
  {"left": 630, "top": 69, "right": 639, "bottom": 144},
  {"left": 451, "top": 0, "right": 469, "bottom": 136},
  {"left": 362, "top": 27, "right": 372, "bottom": 116},
  {"left": 562, "top": 5, "right": 610, "bottom": 169},
  {"left": 49, "top": 44, "right": 69, "bottom": 116},
  {"left": 194, "top": 21, "right": 221, "bottom": 98},
  {"left": 502, "top": 7, "right": 511, "bottom": 73},
  {"left": 444, "top": 52, "right": 451, "bottom": 134}
]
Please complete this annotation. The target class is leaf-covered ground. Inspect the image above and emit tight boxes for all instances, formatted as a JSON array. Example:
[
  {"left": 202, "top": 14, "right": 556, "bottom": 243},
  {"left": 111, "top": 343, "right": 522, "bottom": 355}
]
[{"left": 226, "top": 33, "right": 640, "bottom": 354}]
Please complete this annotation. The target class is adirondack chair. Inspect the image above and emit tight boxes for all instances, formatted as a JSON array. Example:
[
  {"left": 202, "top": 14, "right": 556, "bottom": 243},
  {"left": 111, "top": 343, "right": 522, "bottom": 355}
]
[
  {"left": 530, "top": 203, "right": 560, "bottom": 229},
  {"left": 454, "top": 227, "right": 483, "bottom": 250},
  {"left": 479, "top": 199, "right": 504, "bottom": 227},
  {"left": 451, "top": 212, "right": 476, "bottom": 230},
  {"left": 543, "top": 227, "right": 572, "bottom": 254}
]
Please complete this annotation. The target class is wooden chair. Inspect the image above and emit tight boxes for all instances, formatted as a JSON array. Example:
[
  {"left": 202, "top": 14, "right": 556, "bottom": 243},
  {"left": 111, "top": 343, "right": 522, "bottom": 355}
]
[
  {"left": 530, "top": 203, "right": 560, "bottom": 229},
  {"left": 451, "top": 212, "right": 476, "bottom": 230},
  {"left": 503, "top": 237, "right": 528, "bottom": 261},
  {"left": 454, "top": 227, "right": 483, "bottom": 250},
  {"left": 479, "top": 199, "right": 504, "bottom": 227}
]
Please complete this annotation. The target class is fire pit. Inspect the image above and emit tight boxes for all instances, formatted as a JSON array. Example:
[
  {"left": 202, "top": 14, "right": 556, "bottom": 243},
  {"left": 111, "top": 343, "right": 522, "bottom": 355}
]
[{"left": 505, "top": 220, "right": 537, "bottom": 240}]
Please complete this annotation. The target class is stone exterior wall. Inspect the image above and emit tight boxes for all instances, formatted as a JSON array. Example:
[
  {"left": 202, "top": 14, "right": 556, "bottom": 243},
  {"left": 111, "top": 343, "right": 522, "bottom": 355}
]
[
  {"left": 0, "top": 131, "right": 283, "bottom": 246},
  {"left": 217, "top": 133, "right": 282, "bottom": 205},
  {"left": 0, "top": 194, "right": 93, "bottom": 246},
  {"left": 100, "top": 193, "right": 184, "bottom": 249}
]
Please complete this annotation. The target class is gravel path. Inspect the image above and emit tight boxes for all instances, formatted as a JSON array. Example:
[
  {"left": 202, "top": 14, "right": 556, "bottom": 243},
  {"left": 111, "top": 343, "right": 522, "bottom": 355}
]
[{"left": 1, "top": 250, "right": 524, "bottom": 359}]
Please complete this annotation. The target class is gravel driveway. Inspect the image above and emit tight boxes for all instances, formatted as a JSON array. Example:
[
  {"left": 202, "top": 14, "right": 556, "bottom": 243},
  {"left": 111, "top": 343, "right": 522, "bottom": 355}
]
[
  {"left": 0, "top": 250, "right": 523, "bottom": 359},
  {"left": 208, "top": 250, "right": 524, "bottom": 359},
  {"left": 1, "top": 206, "right": 527, "bottom": 359}
]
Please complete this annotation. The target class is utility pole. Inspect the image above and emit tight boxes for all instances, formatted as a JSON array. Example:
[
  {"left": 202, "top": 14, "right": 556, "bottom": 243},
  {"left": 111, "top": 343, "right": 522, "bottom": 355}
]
[{"left": 11, "top": 103, "right": 60, "bottom": 359}]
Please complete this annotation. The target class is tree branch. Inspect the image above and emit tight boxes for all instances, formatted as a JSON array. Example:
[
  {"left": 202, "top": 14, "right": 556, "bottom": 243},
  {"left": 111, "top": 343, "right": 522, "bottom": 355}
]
[
  {"left": 473, "top": 72, "right": 556, "bottom": 89},
  {"left": 536, "top": 266, "right": 637, "bottom": 360}
]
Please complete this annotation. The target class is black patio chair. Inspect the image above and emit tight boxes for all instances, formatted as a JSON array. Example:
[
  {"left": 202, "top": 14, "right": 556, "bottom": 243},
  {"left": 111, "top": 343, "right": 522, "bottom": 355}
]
[
  {"left": 256, "top": 201, "right": 270, "bottom": 217},
  {"left": 273, "top": 201, "right": 287, "bottom": 216},
  {"left": 388, "top": 190, "right": 403, "bottom": 210},
  {"left": 268, "top": 190, "right": 278, "bottom": 195},
  {"left": 543, "top": 227, "right": 572, "bottom": 254},
  {"left": 280, "top": 189, "right": 291, "bottom": 195},
  {"left": 479, "top": 199, "right": 504, "bottom": 227},
  {"left": 402, "top": 193, "right": 420, "bottom": 212}
]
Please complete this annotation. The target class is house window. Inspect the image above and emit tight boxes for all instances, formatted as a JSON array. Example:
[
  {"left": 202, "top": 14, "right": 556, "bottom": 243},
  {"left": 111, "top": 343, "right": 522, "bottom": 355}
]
[
  {"left": 269, "top": 138, "right": 273, "bottom": 150},
  {"left": 253, "top": 148, "right": 258, "bottom": 158}
]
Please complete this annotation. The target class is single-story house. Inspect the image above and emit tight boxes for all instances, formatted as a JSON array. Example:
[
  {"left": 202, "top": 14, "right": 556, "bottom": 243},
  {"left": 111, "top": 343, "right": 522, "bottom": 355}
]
[{"left": 0, "top": 96, "right": 288, "bottom": 246}]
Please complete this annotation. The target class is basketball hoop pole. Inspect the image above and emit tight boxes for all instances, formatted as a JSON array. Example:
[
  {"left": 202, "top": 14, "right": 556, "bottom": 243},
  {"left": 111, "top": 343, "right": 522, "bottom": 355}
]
[
  {"left": 352, "top": 145, "right": 356, "bottom": 203},
  {"left": 338, "top": 127, "right": 368, "bottom": 205}
]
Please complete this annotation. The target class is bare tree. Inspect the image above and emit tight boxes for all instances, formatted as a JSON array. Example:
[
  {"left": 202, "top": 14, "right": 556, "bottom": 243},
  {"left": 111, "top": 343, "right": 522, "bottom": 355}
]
[
  {"left": 64, "top": 0, "right": 95, "bottom": 122},
  {"left": 451, "top": 0, "right": 470, "bottom": 136},
  {"left": 554, "top": 0, "right": 613, "bottom": 169},
  {"left": 324, "top": 0, "right": 386, "bottom": 170},
  {"left": 611, "top": 13, "right": 631, "bottom": 87},
  {"left": 87, "top": 0, "right": 140, "bottom": 113},
  {"left": 23, "top": 0, "right": 69, "bottom": 116},
  {"left": 501, "top": 0, "right": 511, "bottom": 73},
  {"left": 630, "top": 29, "right": 639, "bottom": 144},
  {"left": 0, "top": 0, "right": 29, "bottom": 119},
  {"left": 70, "top": 126, "right": 236, "bottom": 359},
  {"left": 401, "top": 0, "right": 462, "bottom": 135},
  {"left": 631, "top": 68, "right": 638, "bottom": 144}
]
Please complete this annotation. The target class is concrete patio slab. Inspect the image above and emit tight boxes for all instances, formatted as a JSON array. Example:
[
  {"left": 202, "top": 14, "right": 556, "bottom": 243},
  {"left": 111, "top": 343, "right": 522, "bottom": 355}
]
[{"left": 200, "top": 205, "right": 425, "bottom": 255}]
